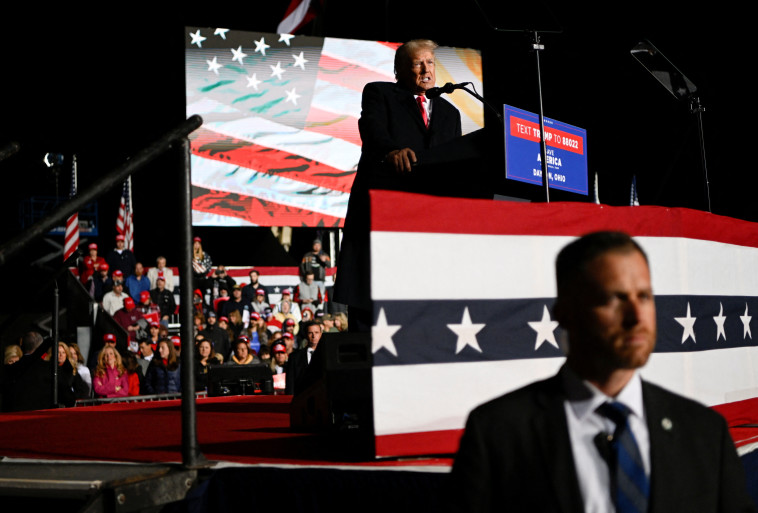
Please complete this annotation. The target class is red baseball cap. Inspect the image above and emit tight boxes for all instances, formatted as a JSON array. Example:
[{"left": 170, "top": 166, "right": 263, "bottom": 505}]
[
  {"left": 116, "top": 234, "right": 125, "bottom": 241},
  {"left": 123, "top": 297, "right": 135, "bottom": 310},
  {"left": 282, "top": 332, "right": 294, "bottom": 340},
  {"left": 171, "top": 336, "right": 181, "bottom": 347},
  {"left": 140, "top": 290, "right": 151, "bottom": 302},
  {"left": 88, "top": 243, "right": 97, "bottom": 250},
  {"left": 99, "top": 262, "right": 109, "bottom": 271},
  {"left": 272, "top": 343, "right": 286, "bottom": 353},
  {"left": 103, "top": 333, "right": 116, "bottom": 343}
]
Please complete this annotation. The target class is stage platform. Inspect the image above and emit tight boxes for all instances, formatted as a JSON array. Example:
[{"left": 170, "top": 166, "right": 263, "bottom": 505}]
[
  {"left": 1, "top": 395, "right": 756, "bottom": 512},
  {"left": 0, "top": 395, "right": 452, "bottom": 512}
]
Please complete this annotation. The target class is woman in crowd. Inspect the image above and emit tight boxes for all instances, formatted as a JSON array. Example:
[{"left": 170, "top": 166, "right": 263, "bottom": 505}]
[
  {"left": 122, "top": 351, "right": 143, "bottom": 396},
  {"left": 93, "top": 345, "right": 129, "bottom": 398},
  {"left": 195, "top": 339, "right": 223, "bottom": 391},
  {"left": 4, "top": 345, "right": 22, "bottom": 365},
  {"left": 143, "top": 339, "right": 181, "bottom": 394},
  {"left": 333, "top": 312, "right": 348, "bottom": 332},
  {"left": 50, "top": 341, "right": 89, "bottom": 406},
  {"left": 67, "top": 343, "right": 92, "bottom": 397},
  {"left": 228, "top": 338, "right": 259, "bottom": 365}
]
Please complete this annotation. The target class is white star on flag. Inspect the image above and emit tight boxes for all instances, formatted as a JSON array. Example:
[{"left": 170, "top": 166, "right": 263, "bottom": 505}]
[
  {"left": 528, "top": 305, "right": 559, "bottom": 350},
  {"left": 293, "top": 51, "right": 308, "bottom": 70},
  {"left": 231, "top": 46, "right": 248, "bottom": 65},
  {"left": 372, "top": 308, "right": 401, "bottom": 356},
  {"left": 447, "top": 307, "right": 485, "bottom": 354},
  {"left": 279, "top": 33, "right": 295, "bottom": 46},
  {"left": 270, "top": 61, "right": 285, "bottom": 80},
  {"left": 285, "top": 88, "right": 301, "bottom": 105},
  {"left": 675, "top": 302, "right": 697, "bottom": 343},
  {"left": 713, "top": 302, "right": 727, "bottom": 341},
  {"left": 206, "top": 56, "right": 222, "bottom": 75},
  {"left": 741, "top": 303, "right": 752, "bottom": 339},
  {"left": 214, "top": 28, "right": 229, "bottom": 39},
  {"left": 246, "top": 73, "right": 262, "bottom": 90},
  {"left": 254, "top": 37, "right": 270, "bottom": 56},
  {"left": 190, "top": 30, "right": 206, "bottom": 48}
]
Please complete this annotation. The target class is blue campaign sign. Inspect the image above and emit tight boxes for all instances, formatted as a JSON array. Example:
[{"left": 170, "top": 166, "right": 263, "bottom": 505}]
[{"left": 503, "top": 104, "right": 588, "bottom": 195}]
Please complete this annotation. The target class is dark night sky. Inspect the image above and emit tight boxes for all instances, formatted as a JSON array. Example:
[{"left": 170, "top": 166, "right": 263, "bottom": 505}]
[{"left": 1, "top": 1, "right": 755, "bottom": 272}]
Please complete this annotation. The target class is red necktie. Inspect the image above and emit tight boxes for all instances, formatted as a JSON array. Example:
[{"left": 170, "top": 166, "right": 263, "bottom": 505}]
[{"left": 417, "top": 95, "right": 429, "bottom": 128}]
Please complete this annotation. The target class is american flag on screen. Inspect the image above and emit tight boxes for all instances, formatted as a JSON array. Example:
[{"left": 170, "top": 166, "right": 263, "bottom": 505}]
[
  {"left": 185, "top": 27, "right": 483, "bottom": 228},
  {"left": 63, "top": 155, "right": 79, "bottom": 262},
  {"left": 369, "top": 190, "right": 758, "bottom": 458},
  {"left": 117, "top": 177, "right": 134, "bottom": 251}
]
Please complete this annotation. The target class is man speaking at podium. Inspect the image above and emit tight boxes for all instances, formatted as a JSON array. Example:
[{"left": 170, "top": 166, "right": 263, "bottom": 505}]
[
  {"left": 334, "top": 39, "right": 462, "bottom": 331},
  {"left": 451, "top": 232, "right": 756, "bottom": 513}
]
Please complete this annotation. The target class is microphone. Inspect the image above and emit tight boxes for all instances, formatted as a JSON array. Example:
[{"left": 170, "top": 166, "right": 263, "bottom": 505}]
[{"left": 426, "top": 82, "right": 471, "bottom": 99}]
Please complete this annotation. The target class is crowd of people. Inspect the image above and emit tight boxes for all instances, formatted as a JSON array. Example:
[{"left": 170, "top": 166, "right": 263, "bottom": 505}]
[{"left": 0, "top": 235, "right": 346, "bottom": 411}]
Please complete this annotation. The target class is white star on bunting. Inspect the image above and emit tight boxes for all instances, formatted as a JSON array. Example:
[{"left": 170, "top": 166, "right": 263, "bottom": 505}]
[
  {"left": 206, "top": 56, "right": 222, "bottom": 75},
  {"left": 270, "top": 62, "right": 285, "bottom": 79},
  {"left": 285, "top": 88, "right": 301, "bottom": 105},
  {"left": 254, "top": 37, "right": 270, "bottom": 56},
  {"left": 372, "top": 308, "right": 401, "bottom": 356},
  {"left": 231, "top": 46, "right": 248, "bottom": 65},
  {"left": 246, "top": 74, "right": 262, "bottom": 90},
  {"left": 293, "top": 51, "right": 308, "bottom": 70},
  {"left": 741, "top": 303, "right": 752, "bottom": 339},
  {"left": 675, "top": 302, "right": 697, "bottom": 343},
  {"left": 190, "top": 30, "right": 206, "bottom": 48},
  {"left": 279, "top": 33, "right": 295, "bottom": 46},
  {"left": 528, "top": 305, "right": 559, "bottom": 350},
  {"left": 447, "top": 307, "right": 485, "bottom": 354},
  {"left": 713, "top": 302, "right": 727, "bottom": 341},
  {"left": 214, "top": 28, "right": 229, "bottom": 39}
]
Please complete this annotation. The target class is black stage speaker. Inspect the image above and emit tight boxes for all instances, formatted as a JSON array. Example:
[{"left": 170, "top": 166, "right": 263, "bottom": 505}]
[
  {"left": 207, "top": 363, "right": 274, "bottom": 396},
  {"left": 289, "top": 332, "right": 374, "bottom": 458}
]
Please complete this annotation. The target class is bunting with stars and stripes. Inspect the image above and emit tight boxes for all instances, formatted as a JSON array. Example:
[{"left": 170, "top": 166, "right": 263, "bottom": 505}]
[
  {"left": 185, "top": 27, "right": 483, "bottom": 227},
  {"left": 369, "top": 190, "right": 758, "bottom": 458},
  {"left": 63, "top": 155, "right": 79, "bottom": 262}
]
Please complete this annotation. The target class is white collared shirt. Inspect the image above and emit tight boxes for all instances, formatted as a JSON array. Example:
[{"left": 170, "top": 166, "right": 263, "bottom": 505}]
[{"left": 562, "top": 366, "right": 651, "bottom": 513}]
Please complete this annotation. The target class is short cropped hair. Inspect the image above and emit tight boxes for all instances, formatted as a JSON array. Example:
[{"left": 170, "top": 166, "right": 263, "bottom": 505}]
[
  {"left": 394, "top": 39, "right": 438, "bottom": 79},
  {"left": 555, "top": 231, "right": 648, "bottom": 299}
]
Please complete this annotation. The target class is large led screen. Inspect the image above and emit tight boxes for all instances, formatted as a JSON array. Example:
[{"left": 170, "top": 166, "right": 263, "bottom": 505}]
[{"left": 186, "top": 27, "right": 483, "bottom": 227}]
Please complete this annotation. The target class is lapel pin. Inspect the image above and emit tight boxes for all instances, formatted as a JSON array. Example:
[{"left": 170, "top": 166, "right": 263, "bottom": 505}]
[{"left": 661, "top": 418, "right": 673, "bottom": 431}]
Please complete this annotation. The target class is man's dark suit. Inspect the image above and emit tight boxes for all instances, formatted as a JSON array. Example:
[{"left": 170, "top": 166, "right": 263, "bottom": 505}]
[
  {"left": 284, "top": 347, "right": 311, "bottom": 395},
  {"left": 333, "top": 81, "right": 462, "bottom": 312},
  {"left": 450, "top": 372, "right": 756, "bottom": 513}
]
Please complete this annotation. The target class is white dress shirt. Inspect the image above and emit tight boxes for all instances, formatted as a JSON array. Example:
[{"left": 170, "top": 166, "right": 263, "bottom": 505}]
[{"left": 562, "top": 366, "right": 651, "bottom": 513}]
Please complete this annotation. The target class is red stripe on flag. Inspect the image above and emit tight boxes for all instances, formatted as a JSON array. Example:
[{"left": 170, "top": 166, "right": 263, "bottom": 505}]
[
  {"left": 316, "top": 54, "right": 393, "bottom": 92},
  {"left": 193, "top": 187, "right": 345, "bottom": 228},
  {"left": 369, "top": 190, "right": 758, "bottom": 248},
  {"left": 304, "top": 106, "right": 361, "bottom": 146},
  {"left": 190, "top": 127, "right": 356, "bottom": 193},
  {"left": 63, "top": 213, "right": 79, "bottom": 261}
]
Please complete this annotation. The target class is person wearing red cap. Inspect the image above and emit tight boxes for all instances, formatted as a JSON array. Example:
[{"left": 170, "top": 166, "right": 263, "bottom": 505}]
[
  {"left": 89, "top": 261, "right": 113, "bottom": 302},
  {"left": 102, "top": 279, "right": 128, "bottom": 316},
  {"left": 113, "top": 297, "right": 145, "bottom": 351},
  {"left": 150, "top": 275, "right": 176, "bottom": 321},
  {"left": 241, "top": 269, "right": 268, "bottom": 305},
  {"left": 192, "top": 236, "right": 213, "bottom": 291},
  {"left": 270, "top": 342, "right": 288, "bottom": 374},
  {"left": 80, "top": 242, "right": 104, "bottom": 284},
  {"left": 106, "top": 233, "right": 136, "bottom": 279}
]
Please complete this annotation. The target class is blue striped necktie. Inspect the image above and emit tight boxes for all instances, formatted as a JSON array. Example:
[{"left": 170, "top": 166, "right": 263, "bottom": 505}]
[{"left": 597, "top": 401, "right": 650, "bottom": 513}]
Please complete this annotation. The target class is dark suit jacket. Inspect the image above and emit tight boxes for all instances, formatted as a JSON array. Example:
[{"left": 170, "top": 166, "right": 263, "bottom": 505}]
[
  {"left": 450, "top": 373, "right": 756, "bottom": 513},
  {"left": 333, "top": 81, "right": 462, "bottom": 311},
  {"left": 284, "top": 348, "right": 310, "bottom": 395}
]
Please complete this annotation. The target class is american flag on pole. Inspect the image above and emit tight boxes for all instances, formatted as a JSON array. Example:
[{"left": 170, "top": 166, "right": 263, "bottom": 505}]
[
  {"left": 185, "top": 28, "right": 483, "bottom": 227},
  {"left": 63, "top": 155, "right": 79, "bottom": 262},
  {"left": 117, "top": 177, "right": 134, "bottom": 251},
  {"left": 369, "top": 190, "right": 758, "bottom": 458},
  {"left": 276, "top": 0, "right": 321, "bottom": 34}
]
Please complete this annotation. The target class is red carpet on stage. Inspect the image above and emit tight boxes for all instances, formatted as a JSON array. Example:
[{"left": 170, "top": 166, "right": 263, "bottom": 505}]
[{"left": 0, "top": 395, "right": 451, "bottom": 468}]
